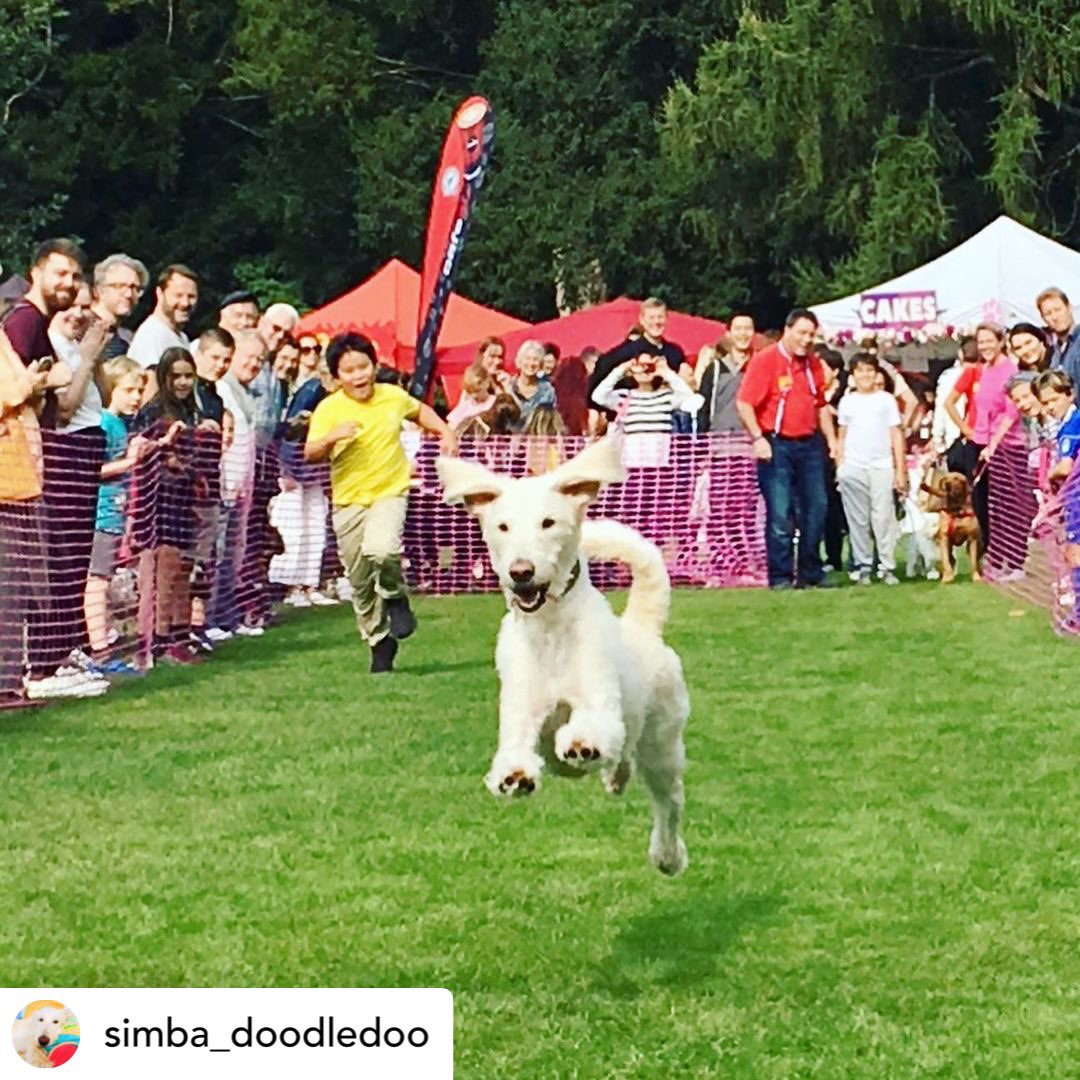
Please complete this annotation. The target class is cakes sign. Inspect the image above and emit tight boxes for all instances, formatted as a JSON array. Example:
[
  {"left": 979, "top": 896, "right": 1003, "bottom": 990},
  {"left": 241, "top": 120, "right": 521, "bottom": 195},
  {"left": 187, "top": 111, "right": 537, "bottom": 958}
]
[{"left": 859, "top": 291, "right": 938, "bottom": 329}]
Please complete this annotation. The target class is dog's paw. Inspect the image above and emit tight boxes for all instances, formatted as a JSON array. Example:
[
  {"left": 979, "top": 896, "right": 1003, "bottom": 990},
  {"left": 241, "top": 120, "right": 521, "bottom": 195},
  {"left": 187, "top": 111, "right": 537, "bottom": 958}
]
[
  {"left": 650, "top": 835, "right": 689, "bottom": 877},
  {"left": 485, "top": 750, "right": 543, "bottom": 798},
  {"left": 494, "top": 769, "right": 537, "bottom": 797},
  {"left": 554, "top": 722, "right": 622, "bottom": 770},
  {"left": 561, "top": 739, "right": 603, "bottom": 766}
]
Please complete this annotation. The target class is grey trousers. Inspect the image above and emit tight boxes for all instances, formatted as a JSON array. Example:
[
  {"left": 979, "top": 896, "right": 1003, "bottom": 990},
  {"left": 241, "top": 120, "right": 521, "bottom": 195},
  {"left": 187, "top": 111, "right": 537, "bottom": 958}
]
[{"left": 837, "top": 462, "right": 898, "bottom": 572}]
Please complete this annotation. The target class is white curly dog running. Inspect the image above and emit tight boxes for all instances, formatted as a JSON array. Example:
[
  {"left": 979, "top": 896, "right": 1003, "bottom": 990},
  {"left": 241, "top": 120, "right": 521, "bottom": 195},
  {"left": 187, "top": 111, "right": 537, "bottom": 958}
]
[{"left": 437, "top": 438, "right": 689, "bottom": 876}]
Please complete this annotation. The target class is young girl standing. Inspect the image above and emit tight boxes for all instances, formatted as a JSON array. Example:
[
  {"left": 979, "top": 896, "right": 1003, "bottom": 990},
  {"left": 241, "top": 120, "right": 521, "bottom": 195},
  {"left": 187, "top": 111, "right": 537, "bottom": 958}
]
[{"left": 133, "top": 347, "right": 202, "bottom": 664}]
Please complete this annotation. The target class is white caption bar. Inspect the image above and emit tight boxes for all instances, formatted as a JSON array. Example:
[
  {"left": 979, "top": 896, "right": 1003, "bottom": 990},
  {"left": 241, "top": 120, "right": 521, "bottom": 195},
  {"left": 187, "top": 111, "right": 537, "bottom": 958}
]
[{"left": 7, "top": 987, "right": 453, "bottom": 1079}]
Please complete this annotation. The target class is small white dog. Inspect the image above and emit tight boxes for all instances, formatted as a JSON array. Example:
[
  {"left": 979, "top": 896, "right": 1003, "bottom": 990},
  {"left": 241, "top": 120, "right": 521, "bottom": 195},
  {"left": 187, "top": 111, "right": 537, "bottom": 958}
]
[
  {"left": 437, "top": 438, "right": 689, "bottom": 875},
  {"left": 12, "top": 1003, "right": 69, "bottom": 1068}
]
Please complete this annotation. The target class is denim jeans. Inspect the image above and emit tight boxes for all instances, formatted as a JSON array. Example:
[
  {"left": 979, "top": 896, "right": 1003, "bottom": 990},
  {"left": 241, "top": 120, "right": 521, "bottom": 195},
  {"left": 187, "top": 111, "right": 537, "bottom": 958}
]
[{"left": 756, "top": 433, "right": 828, "bottom": 586}]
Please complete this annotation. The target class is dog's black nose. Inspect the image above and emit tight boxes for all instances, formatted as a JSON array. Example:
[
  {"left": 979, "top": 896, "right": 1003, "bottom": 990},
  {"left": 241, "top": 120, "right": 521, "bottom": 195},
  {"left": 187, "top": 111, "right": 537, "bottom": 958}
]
[
  {"left": 38, "top": 1036, "right": 49, "bottom": 1046},
  {"left": 509, "top": 560, "right": 535, "bottom": 584}
]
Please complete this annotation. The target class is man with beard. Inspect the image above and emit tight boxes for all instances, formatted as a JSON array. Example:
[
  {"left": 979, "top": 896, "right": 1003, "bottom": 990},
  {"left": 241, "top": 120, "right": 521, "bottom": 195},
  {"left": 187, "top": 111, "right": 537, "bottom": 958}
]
[
  {"left": 3, "top": 238, "right": 86, "bottom": 427},
  {"left": 3, "top": 238, "right": 114, "bottom": 699},
  {"left": 90, "top": 253, "right": 150, "bottom": 359},
  {"left": 128, "top": 264, "right": 198, "bottom": 398}
]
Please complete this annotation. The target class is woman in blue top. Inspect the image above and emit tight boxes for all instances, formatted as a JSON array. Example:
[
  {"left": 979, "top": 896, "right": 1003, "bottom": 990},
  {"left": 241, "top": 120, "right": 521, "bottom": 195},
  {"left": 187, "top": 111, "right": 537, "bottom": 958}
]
[{"left": 507, "top": 339, "right": 559, "bottom": 431}]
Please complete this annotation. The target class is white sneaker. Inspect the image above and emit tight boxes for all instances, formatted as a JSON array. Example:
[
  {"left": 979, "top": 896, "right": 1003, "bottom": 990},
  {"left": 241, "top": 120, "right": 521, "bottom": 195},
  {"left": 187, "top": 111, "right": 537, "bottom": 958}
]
[
  {"left": 882, "top": 572, "right": 900, "bottom": 586},
  {"left": 848, "top": 570, "right": 862, "bottom": 583},
  {"left": 25, "top": 670, "right": 109, "bottom": 699},
  {"left": 926, "top": 568, "right": 941, "bottom": 581},
  {"left": 58, "top": 661, "right": 107, "bottom": 683},
  {"left": 205, "top": 627, "right": 234, "bottom": 642},
  {"left": 285, "top": 592, "right": 312, "bottom": 608},
  {"left": 309, "top": 591, "right": 338, "bottom": 606},
  {"left": 235, "top": 624, "right": 265, "bottom": 637},
  {"left": 335, "top": 577, "right": 353, "bottom": 601}
]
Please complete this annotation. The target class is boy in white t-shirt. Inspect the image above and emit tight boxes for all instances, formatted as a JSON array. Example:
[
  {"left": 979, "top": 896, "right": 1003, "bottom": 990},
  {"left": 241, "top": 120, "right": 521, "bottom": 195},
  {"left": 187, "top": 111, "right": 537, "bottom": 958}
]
[{"left": 836, "top": 354, "right": 908, "bottom": 585}]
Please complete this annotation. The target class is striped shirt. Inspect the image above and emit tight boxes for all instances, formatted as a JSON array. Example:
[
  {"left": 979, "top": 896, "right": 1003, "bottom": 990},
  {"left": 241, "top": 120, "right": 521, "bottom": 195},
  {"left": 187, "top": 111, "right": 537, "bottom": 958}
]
[{"left": 592, "top": 367, "right": 695, "bottom": 434}]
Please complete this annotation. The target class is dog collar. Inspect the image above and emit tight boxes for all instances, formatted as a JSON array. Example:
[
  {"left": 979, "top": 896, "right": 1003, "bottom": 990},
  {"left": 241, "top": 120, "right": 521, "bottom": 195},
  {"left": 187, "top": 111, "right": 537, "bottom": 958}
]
[{"left": 551, "top": 559, "right": 582, "bottom": 601}]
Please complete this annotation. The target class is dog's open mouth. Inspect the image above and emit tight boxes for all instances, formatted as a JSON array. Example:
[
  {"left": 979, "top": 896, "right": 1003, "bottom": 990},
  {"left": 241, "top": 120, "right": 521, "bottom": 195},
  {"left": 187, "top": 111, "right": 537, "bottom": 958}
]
[{"left": 511, "top": 583, "right": 549, "bottom": 612}]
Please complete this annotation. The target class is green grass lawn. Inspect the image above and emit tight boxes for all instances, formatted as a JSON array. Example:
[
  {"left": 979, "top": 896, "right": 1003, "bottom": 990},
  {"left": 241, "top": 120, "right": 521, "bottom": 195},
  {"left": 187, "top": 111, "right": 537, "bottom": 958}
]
[{"left": 2, "top": 584, "right": 1077, "bottom": 1077}]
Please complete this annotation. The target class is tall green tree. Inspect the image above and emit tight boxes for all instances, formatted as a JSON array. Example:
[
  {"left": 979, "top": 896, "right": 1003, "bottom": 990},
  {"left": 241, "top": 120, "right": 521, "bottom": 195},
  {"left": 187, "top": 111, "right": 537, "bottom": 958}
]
[
  {"left": 0, "top": 0, "right": 68, "bottom": 260},
  {"left": 4, "top": 0, "right": 1080, "bottom": 327},
  {"left": 463, "top": 0, "right": 747, "bottom": 319},
  {"left": 662, "top": 0, "right": 1080, "bottom": 308}
]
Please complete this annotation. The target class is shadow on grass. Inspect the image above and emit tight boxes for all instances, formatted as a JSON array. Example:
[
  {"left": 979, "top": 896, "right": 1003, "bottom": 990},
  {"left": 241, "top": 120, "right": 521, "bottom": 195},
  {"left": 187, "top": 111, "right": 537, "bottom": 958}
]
[
  {"left": 596, "top": 890, "right": 785, "bottom": 994},
  {"left": 401, "top": 658, "right": 489, "bottom": 676}
]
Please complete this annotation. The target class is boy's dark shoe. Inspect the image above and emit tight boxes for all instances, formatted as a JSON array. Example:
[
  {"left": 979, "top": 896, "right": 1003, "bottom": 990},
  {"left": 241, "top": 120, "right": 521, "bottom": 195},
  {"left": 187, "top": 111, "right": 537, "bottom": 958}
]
[
  {"left": 385, "top": 596, "right": 417, "bottom": 639},
  {"left": 370, "top": 636, "right": 399, "bottom": 674}
]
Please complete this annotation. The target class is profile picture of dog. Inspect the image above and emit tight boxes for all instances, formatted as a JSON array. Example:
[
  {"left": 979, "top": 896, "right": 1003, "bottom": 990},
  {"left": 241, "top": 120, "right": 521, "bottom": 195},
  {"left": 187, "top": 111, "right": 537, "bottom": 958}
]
[{"left": 12, "top": 1000, "right": 80, "bottom": 1069}]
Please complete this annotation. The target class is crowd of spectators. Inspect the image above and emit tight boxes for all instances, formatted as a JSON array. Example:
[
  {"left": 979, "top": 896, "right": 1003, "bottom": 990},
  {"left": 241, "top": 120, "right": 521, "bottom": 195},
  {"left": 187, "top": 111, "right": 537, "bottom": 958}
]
[
  {"left": 0, "top": 240, "right": 347, "bottom": 705},
  {"left": 3, "top": 238, "right": 1079, "bottom": 706},
  {"left": 445, "top": 292, "right": 1080, "bottom": 606}
]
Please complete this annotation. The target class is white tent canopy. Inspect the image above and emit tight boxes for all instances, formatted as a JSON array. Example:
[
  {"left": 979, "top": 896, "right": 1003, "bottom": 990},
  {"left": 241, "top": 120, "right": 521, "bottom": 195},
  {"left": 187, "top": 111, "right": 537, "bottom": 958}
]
[{"left": 811, "top": 215, "right": 1080, "bottom": 333}]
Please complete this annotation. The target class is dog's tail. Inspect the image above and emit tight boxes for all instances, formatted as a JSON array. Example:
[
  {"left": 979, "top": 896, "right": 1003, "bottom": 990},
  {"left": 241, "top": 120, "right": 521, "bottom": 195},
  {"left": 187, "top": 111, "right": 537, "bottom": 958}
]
[{"left": 581, "top": 519, "right": 670, "bottom": 635}]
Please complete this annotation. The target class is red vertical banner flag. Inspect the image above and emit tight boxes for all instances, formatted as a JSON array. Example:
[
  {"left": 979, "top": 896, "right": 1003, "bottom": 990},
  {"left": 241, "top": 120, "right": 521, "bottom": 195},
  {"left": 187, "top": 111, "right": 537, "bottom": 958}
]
[{"left": 410, "top": 96, "right": 495, "bottom": 401}]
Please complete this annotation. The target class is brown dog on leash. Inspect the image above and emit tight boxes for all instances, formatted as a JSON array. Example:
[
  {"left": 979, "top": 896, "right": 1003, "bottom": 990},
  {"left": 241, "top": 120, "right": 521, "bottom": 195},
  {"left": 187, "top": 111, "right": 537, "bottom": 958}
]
[{"left": 921, "top": 471, "right": 981, "bottom": 583}]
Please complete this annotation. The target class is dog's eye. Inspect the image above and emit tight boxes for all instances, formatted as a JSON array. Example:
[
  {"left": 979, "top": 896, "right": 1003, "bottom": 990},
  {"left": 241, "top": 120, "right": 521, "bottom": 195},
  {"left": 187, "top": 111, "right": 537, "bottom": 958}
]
[
  {"left": 541, "top": 518, "right": 555, "bottom": 529},
  {"left": 497, "top": 522, "right": 509, "bottom": 533}
]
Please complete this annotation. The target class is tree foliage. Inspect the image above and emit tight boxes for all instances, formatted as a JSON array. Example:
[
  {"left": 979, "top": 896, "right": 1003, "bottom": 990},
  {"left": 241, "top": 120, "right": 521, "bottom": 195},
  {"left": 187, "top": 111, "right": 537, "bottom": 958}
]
[
  {"left": 0, "top": 0, "right": 1078, "bottom": 325},
  {"left": 663, "top": 0, "right": 1080, "bottom": 308}
]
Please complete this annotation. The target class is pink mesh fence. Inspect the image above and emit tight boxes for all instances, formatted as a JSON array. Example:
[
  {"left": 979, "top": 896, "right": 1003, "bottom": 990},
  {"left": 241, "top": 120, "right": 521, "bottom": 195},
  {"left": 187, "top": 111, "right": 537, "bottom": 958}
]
[
  {"left": 3, "top": 420, "right": 1078, "bottom": 708},
  {"left": 981, "top": 434, "right": 1080, "bottom": 636},
  {"left": 402, "top": 433, "right": 766, "bottom": 592}
]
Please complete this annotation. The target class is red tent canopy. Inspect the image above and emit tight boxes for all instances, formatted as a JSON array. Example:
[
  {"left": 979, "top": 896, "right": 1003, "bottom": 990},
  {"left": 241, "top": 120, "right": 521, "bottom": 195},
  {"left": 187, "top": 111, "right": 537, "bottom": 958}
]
[
  {"left": 437, "top": 297, "right": 729, "bottom": 404},
  {"left": 293, "top": 259, "right": 530, "bottom": 370},
  {"left": 438, "top": 297, "right": 728, "bottom": 375}
]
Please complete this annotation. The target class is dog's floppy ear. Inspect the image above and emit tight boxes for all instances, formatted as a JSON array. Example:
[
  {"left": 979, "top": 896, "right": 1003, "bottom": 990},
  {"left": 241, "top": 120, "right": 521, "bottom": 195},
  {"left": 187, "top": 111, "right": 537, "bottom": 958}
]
[
  {"left": 436, "top": 455, "right": 505, "bottom": 515},
  {"left": 550, "top": 437, "right": 626, "bottom": 507}
]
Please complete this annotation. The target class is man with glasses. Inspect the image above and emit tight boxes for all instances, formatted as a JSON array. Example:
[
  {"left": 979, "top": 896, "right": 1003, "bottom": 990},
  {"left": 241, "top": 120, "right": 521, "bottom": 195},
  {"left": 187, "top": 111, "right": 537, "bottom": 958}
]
[
  {"left": 256, "top": 302, "right": 300, "bottom": 358},
  {"left": 90, "top": 253, "right": 149, "bottom": 359},
  {"left": 736, "top": 308, "right": 838, "bottom": 590}
]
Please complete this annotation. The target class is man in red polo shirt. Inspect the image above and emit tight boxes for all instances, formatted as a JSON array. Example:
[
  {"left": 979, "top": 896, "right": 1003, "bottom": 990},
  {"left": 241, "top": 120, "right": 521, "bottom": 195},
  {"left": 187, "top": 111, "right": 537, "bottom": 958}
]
[{"left": 736, "top": 308, "right": 838, "bottom": 589}]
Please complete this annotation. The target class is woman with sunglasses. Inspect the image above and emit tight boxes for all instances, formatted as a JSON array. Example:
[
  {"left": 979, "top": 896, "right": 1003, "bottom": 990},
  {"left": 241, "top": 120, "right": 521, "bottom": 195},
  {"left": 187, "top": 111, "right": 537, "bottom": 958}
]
[{"left": 296, "top": 335, "right": 322, "bottom": 388}]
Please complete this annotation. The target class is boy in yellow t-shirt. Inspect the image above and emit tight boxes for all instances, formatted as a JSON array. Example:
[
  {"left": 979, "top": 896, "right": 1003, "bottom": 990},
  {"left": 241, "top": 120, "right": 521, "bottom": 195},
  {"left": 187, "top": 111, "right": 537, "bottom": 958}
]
[{"left": 306, "top": 333, "right": 456, "bottom": 672}]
